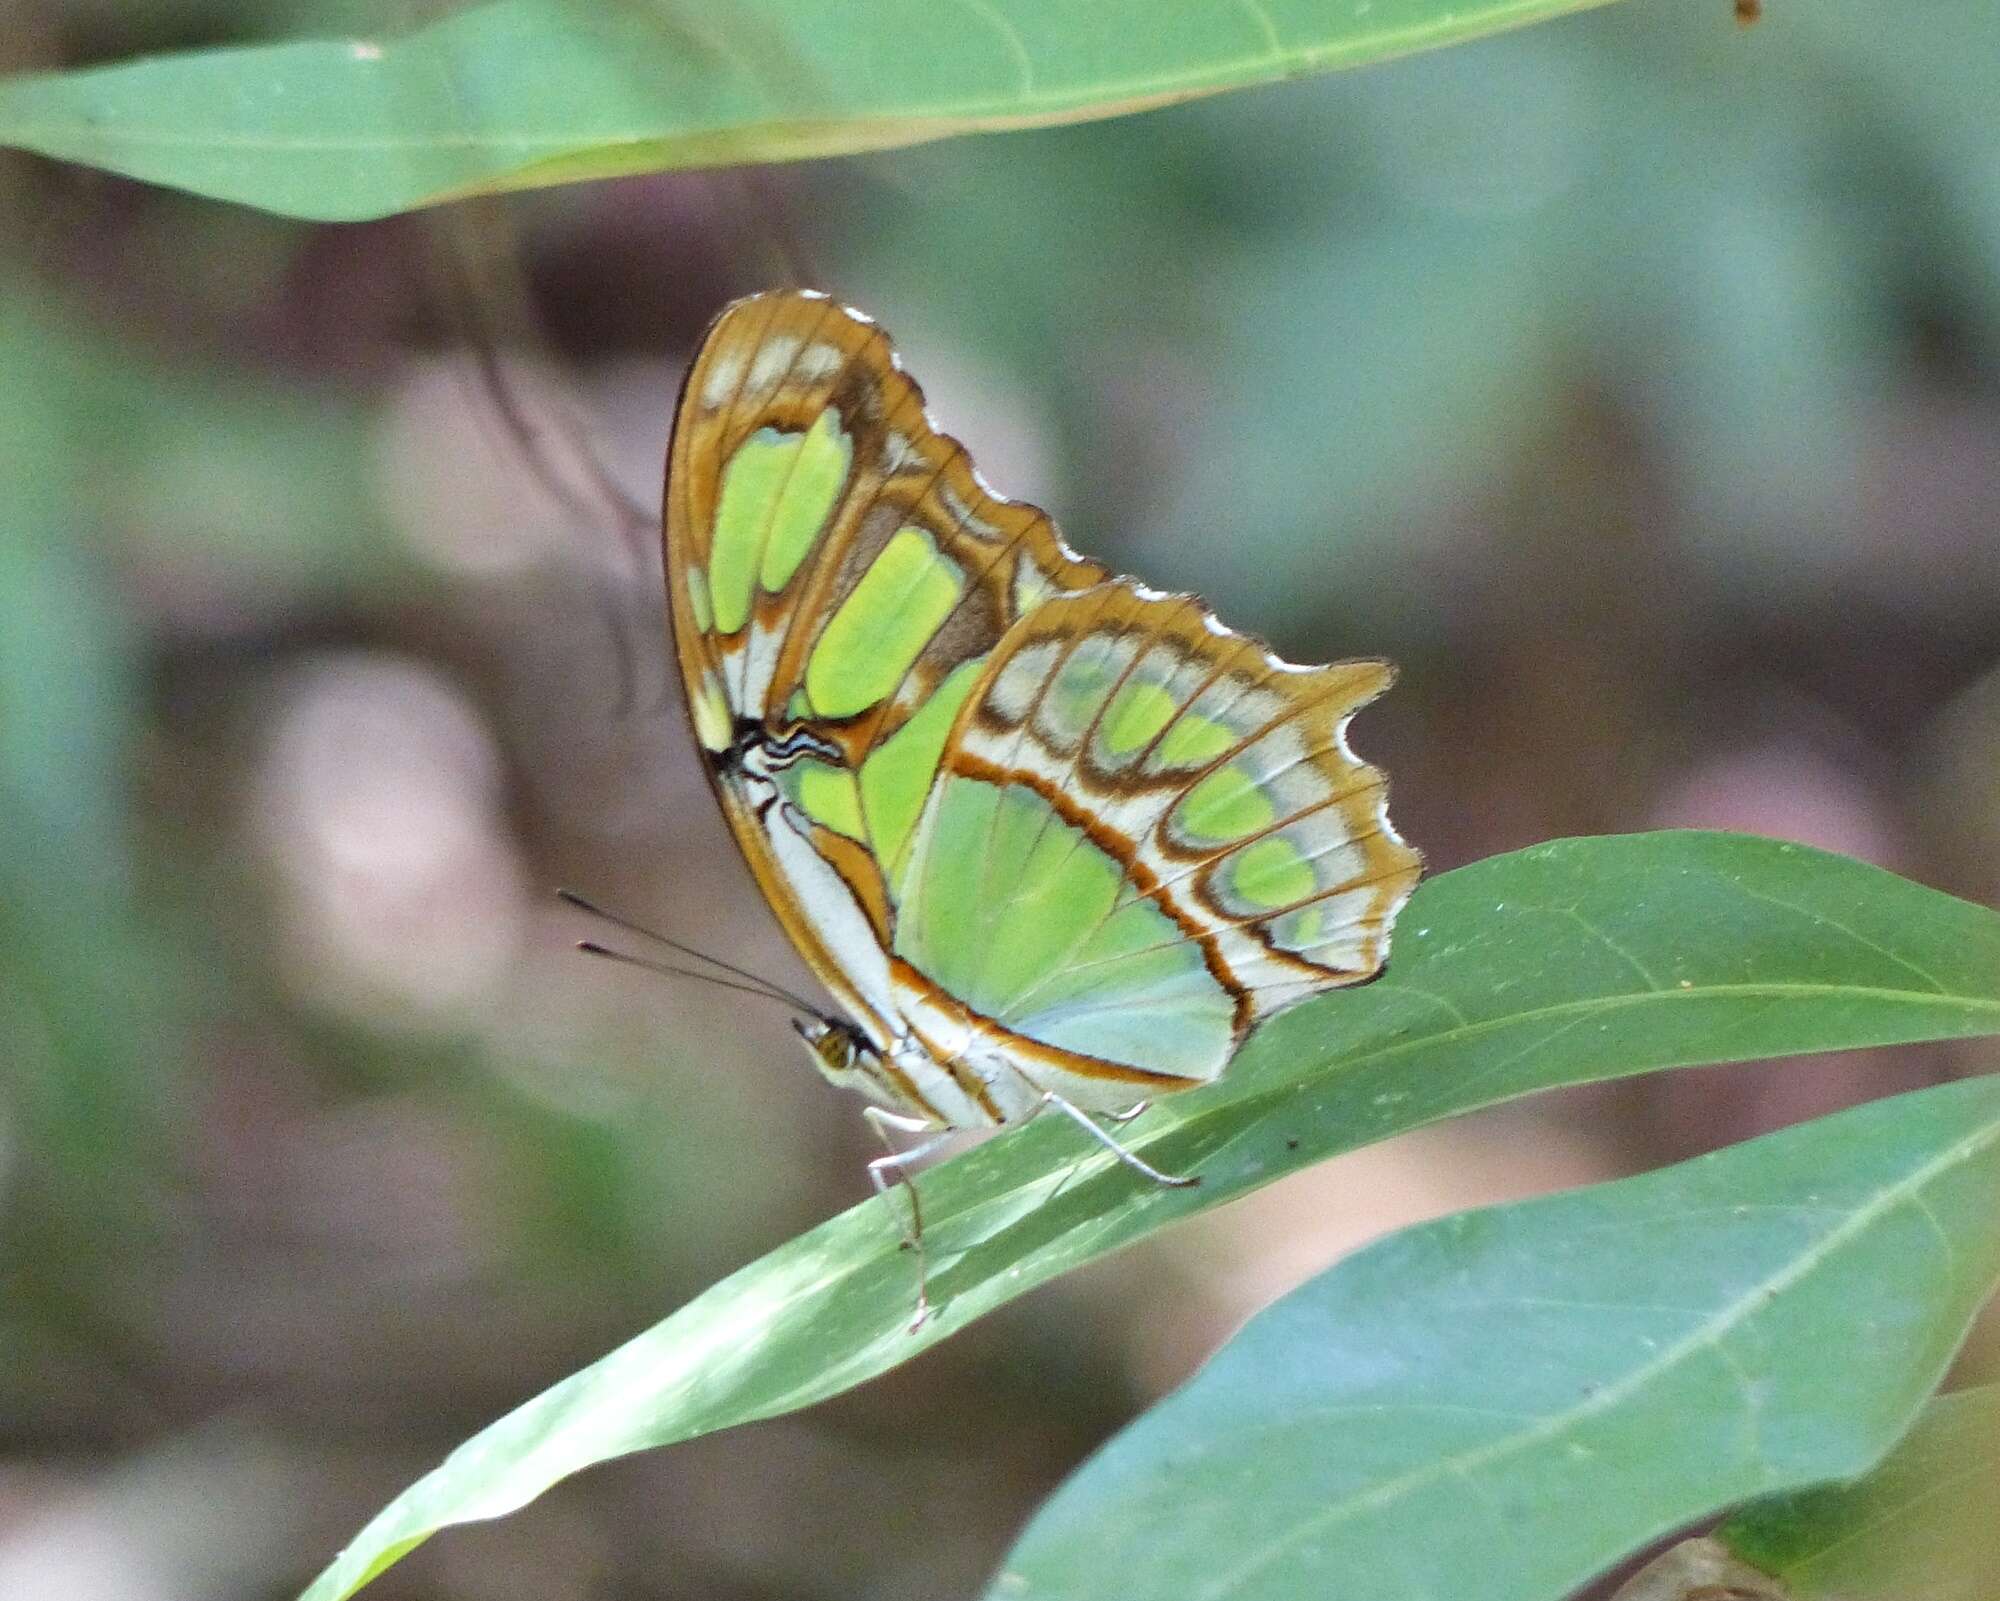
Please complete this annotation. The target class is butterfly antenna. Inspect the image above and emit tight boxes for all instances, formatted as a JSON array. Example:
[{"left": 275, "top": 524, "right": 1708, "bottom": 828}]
[
  {"left": 557, "top": 888, "right": 822, "bottom": 1014},
  {"left": 574, "top": 941, "right": 811, "bottom": 1012},
  {"left": 424, "top": 195, "right": 664, "bottom": 719},
  {"left": 431, "top": 201, "right": 657, "bottom": 559}
]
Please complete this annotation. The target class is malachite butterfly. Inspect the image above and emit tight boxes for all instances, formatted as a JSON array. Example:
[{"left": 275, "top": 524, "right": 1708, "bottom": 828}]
[{"left": 663, "top": 289, "right": 1421, "bottom": 1288}]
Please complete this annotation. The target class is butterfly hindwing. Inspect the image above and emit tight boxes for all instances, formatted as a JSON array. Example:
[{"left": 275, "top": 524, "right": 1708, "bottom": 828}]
[{"left": 889, "top": 588, "right": 1420, "bottom": 1098}]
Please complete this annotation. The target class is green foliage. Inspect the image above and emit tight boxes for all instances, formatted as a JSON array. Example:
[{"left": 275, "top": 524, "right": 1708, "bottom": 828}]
[
  {"left": 993, "top": 1078, "right": 2000, "bottom": 1600},
  {"left": 0, "top": 288, "right": 170, "bottom": 1234},
  {"left": 0, "top": 0, "right": 1622, "bottom": 221},
  {"left": 300, "top": 832, "right": 2000, "bottom": 1600},
  {"left": 838, "top": 0, "right": 2000, "bottom": 630},
  {"left": 1719, "top": 1383, "right": 2000, "bottom": 1599},
  {"left": 0, "top": 280, "right": 411, "bottom": 1348}
]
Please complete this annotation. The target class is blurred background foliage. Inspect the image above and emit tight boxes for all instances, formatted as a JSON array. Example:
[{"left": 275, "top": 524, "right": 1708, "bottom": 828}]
[{"left": 2, "top": 0, "right": 1999, "bottom": 1597}]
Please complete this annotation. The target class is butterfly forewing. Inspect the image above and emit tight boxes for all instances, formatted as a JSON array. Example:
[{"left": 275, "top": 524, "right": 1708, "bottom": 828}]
[
  {"left": 664, "top": 289, "right": 1421, "bottom": 1127},
  {"left": 667, "top": 292, "right": 1105, "bottom": 763},
  {"left": 665, "top": 291, "right": 1108, "bottom": 1044}
]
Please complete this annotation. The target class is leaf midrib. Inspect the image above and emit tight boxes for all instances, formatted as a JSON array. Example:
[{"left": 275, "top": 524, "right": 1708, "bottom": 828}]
[
  {"left": 792, "top": 977, "right": 2000, "bottom": 1369},
  {"left": 1187, "top": 1110, "right": 2000, "bottom": 1599},
  {"left": 1152, "top": 977, "right": 2000, "bottom": 1137}
]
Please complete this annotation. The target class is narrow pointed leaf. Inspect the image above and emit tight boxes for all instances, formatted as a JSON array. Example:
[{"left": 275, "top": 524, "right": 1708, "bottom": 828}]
[
  {"left": 0, "top": 0, "right": 1621, "bottom": 221},
  {"left": 301, "top": 832, "right": 2000, "bottom": 1600},
  {"left": 994, "top": 1079, "right": 2000, "bottom": 1601}
]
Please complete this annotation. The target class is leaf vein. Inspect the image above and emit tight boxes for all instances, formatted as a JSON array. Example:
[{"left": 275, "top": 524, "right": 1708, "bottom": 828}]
[
  {"left": 1729, "top": 881, "right": 1952, "bottom": 995},
  {"left": 1554, "top": 904, "right": 1664, "bottom": 991},
  {"left": 1191, "top": 1115, "right": 2000, "bottom": 1598}
]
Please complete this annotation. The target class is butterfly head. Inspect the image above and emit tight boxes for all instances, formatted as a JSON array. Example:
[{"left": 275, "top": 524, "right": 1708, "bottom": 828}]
[
  {"left": 793, "top": 1013, "right": 870, "bottom": 1080},
  {"left": 793, "top": 1015, "right": 902, "bottom": 1105}
]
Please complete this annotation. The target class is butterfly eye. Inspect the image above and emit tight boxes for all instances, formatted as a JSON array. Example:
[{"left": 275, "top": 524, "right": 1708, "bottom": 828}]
[{"left": 795, "top": 1018, "right": 867, "bottom": 1084}]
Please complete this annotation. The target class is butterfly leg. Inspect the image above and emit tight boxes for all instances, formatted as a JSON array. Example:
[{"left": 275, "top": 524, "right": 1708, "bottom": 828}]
[
  {"left": 862, "top": 1106, "right": 954, "bottom": 1331},
  {"left": 1037, "top": 1092, "right": 1199, "bottom": 1189},
  {"left": 1103, "top": 1100, "right": 1150, "bottom": 1125}
]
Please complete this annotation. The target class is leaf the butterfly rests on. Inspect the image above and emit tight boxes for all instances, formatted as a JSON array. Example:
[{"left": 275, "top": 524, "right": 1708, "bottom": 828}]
[{"left": 664, "top": 289, "right": 1421, "bottom": 1144}]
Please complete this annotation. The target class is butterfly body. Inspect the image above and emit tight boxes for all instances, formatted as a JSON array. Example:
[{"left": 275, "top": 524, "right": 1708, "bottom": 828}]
[{"left": 665, "top": 290, "right": 1421, "bottom": 1147}]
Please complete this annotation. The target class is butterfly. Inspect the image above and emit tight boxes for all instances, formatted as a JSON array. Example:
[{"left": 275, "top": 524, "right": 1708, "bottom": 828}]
[{"left": 661, "top": 289, "right": 1421, "bottom": 1316}]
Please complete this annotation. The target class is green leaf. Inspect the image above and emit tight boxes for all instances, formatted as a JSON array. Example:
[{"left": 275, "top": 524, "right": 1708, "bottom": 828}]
[
  {"left": 994, "top": 1078, "right": 2000, "bottom": 1601},
  {"left": 0, "top": 0, "right": 1623, "bottom": 222},
  {"left": 0, "top": 285, "right": 180, "bottom": 1221},
  {"left": 299, "top": 832, "right": 2000, "bottom": 1600},
  {"left": 1719, "top": 1383, "right": 2000, "bottom": 1599}
]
